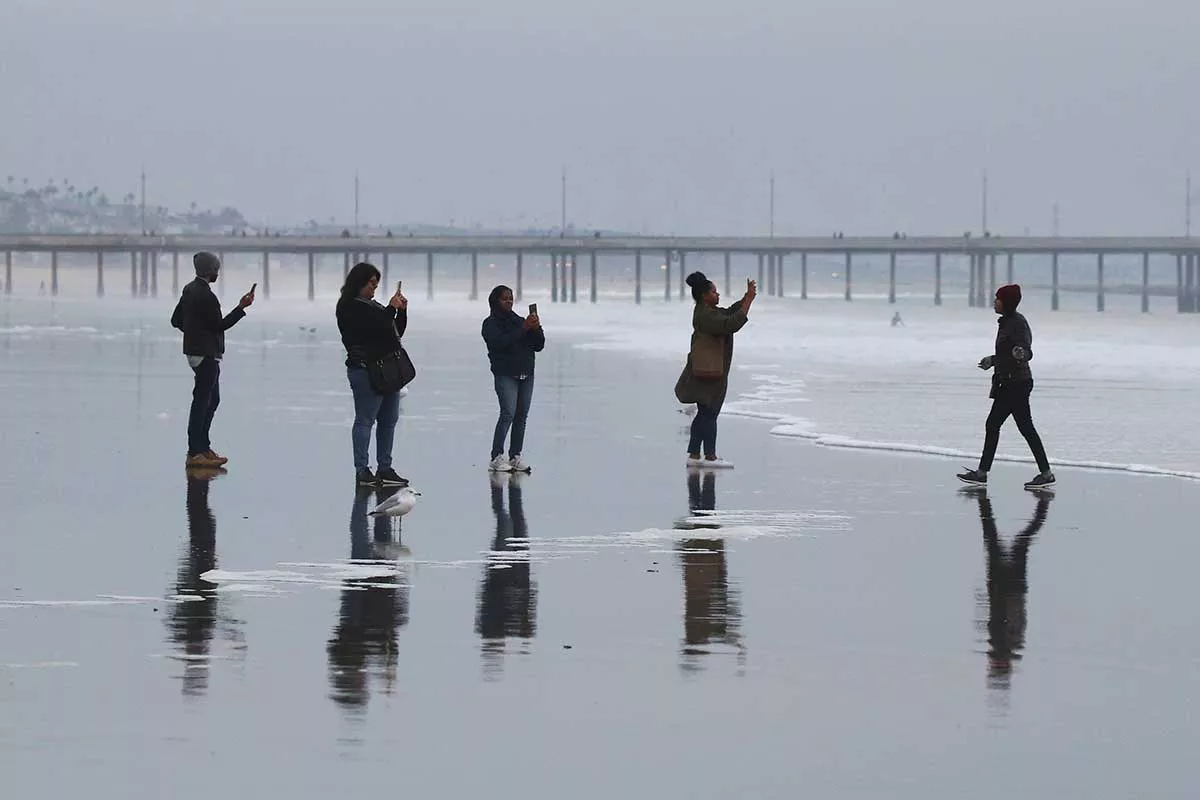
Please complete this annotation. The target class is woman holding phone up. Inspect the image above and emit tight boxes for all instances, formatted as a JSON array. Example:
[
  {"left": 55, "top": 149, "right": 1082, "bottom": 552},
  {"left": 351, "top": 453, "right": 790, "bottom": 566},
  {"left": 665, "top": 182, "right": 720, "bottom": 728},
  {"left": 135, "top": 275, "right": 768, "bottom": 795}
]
[
  {"left": 336, "top": 263, "right": 410, "bottom": 487},
  {"left": 674, "top": 272, "right": 756, "bottom": 468},
  {"left": 482, "top": 285, "right": 545, "bottom": 473}
]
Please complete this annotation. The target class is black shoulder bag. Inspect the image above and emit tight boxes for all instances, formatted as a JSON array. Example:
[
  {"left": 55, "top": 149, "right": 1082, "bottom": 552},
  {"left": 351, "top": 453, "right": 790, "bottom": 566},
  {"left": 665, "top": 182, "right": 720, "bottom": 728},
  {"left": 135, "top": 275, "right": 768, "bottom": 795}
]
[{"left": 367, "top": 348, "right": 417, "bottom": 395}]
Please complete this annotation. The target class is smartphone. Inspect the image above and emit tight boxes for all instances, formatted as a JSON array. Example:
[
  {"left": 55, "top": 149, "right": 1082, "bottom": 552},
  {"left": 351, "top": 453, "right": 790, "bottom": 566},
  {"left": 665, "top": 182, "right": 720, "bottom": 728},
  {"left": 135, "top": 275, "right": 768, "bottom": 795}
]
[
  {"left": 396, "top": 280, "right": 403, "bottom": 293},
  {"left": 250, "top": 282, "right": 257, "bottom": 294},
  {"left": 529, "top": 303, "right": 538, "bottom": 315}
]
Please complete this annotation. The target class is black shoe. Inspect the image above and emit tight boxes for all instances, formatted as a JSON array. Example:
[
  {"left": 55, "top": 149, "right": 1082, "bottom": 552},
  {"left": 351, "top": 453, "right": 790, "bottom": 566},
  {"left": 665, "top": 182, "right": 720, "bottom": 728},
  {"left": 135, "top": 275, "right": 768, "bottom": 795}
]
[
  {"left": 376, "top": 467, "right": 409, "bottom": 486},
  {"left": 1025, "top": 471, "right": 1056, "bottom": 490},
  {"left": 356, "top": 468, "right": 377, "bottom": 486},
  {"left": 956, "top": 468, "right": 987, "bottom": 486}
]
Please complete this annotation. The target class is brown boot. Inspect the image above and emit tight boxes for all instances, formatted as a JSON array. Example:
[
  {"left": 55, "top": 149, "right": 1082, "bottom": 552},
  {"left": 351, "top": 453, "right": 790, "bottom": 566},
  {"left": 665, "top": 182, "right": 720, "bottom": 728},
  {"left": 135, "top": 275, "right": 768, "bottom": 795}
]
[
  {"left": 186, "top": 452, "right": 222, "bottom": 468},
  {"left": 204, "top": 449, "right": 229, "bottom": 465}
]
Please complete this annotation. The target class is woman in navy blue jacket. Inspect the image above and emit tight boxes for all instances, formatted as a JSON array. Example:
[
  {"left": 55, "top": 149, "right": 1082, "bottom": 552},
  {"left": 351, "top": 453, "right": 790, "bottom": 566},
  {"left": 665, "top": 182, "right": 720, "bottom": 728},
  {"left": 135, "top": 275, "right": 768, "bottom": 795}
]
[{"left": 481, "top": 285, "right": 545, "bottom": 472}]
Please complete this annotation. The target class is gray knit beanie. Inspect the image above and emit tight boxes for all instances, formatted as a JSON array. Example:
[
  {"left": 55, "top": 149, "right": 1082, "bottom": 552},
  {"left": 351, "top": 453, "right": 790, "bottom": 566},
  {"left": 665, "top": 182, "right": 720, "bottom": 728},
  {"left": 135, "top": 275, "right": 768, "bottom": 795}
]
[{"left": 193, "top": 251, "right": 221, "bottom": 280}]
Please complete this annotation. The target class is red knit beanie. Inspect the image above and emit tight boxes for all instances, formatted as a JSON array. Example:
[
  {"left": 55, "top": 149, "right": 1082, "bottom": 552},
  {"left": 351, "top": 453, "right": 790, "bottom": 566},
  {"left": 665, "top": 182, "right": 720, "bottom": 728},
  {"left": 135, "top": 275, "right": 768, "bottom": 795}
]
[{"left": 996, "top": 283, "right": 1021, "bottom": 311}]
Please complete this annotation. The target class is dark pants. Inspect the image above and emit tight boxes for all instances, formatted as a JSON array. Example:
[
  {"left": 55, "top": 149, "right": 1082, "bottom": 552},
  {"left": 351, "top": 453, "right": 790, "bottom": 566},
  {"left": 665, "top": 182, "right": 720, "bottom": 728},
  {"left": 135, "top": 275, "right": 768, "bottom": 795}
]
[
  {"left": 347, "top": 367, "right": 401, "bottom": 471},
  {"left": 188, "top": 357, "right": 221, "bottom": 456},
  {"left": 492, "top": 374, "right": 535, "bottom": 459},
  {"left": 979, "top": 381, "right": 1050, "bottom": 473},
  {"left": 688, "top": 404, "right": 719, "bottom": 458}
]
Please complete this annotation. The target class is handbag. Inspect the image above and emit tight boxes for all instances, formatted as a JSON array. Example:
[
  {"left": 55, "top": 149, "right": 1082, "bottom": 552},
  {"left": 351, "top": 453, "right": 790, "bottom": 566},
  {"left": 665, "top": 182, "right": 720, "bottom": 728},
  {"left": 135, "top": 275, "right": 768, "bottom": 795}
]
[
  {"left": 690, "top": 332, "right": 725, "bottom": 379},
  {"left": 366, "top": 348, "right": 417, "bottom": 394}
]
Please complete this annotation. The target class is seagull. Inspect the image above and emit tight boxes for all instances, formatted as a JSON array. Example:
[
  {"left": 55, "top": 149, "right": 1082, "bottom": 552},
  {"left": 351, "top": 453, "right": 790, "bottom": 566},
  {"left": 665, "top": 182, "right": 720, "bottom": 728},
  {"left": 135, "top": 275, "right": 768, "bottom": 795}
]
[{"left": 369, "top": 487, "right": 421, "bottom": 518}]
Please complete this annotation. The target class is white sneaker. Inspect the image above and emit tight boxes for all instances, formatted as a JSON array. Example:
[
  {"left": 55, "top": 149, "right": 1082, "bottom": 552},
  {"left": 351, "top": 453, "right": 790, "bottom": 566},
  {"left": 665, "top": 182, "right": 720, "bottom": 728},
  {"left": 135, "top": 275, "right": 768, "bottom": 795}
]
[
  {"left": 488, "top": 455, "right": 513, "bottom": 472},
  {"left": 686, "top": 457, "right": 706, "bottom": 468},
  {"left": 700, "top": 458, "right": 734, "bottom": 469},
  {"left": 509, "top": 454, "right": 530, "bottom": 473}
]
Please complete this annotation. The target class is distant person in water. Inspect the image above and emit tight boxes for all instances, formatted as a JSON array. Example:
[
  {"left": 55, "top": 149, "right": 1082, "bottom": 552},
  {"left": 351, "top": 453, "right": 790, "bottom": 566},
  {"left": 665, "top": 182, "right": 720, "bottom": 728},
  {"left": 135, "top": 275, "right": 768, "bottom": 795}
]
[
  {"left": 674, "top": 271, "right": 756, "bottom": 468},
  {"left": 482, "top": 285, "right": 544, "bottom": 473},
  {"left": 336, "top": 262, "right": 410, "bottom": 487},
  {"left": 958, "top": 284, "right": 1055, "bottom": 490},
  {"left": 170, "top": 252, "right": 255, "bottom": 468}
]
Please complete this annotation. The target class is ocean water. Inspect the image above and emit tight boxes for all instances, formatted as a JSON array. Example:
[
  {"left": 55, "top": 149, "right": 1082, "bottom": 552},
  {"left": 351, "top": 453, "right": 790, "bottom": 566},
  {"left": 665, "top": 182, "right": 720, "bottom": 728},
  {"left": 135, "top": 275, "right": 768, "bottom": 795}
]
[
  {"left": 1, "top": 279, "right": 1198, "bottom": 798},
  {"left": 549, "top": 289, "right": 1200, "bottom": 478}
]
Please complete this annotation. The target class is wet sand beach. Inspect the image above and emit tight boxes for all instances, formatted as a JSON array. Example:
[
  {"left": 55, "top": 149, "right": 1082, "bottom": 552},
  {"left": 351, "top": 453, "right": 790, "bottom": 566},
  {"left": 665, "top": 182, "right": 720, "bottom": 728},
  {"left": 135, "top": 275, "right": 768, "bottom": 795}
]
[{"left": 1, "top": 298, "right": 1198, "bottom": 798}]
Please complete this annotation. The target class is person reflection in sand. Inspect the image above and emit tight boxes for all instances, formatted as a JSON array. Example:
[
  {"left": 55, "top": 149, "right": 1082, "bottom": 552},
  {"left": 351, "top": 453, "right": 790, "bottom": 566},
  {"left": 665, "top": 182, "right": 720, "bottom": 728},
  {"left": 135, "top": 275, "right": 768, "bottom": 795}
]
[
  {"left": 674, "top": 469, "right": 743, "bottom": 675},
  {"left": 326, "top": 485, "right": 411, "bottom": 712},
  {"left": 970, "top": 490, "right": 1052, "bottom": 691},
  {"left": 165, "top": 465, "right": 244, "bottom": 697},
  {"left": 475, "top": 472, "right": 537, "bottom": 679}
]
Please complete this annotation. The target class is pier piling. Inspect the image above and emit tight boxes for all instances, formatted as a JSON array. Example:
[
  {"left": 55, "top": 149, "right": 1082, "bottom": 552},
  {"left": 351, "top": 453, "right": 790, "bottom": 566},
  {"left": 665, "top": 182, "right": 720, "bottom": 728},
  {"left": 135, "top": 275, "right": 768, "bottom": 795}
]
[
  {"left": 307, "top": 253, "right": 315, "bottom": 302},
  {"left": 635, "top": 250, "right": 642, "bottom": 305}
]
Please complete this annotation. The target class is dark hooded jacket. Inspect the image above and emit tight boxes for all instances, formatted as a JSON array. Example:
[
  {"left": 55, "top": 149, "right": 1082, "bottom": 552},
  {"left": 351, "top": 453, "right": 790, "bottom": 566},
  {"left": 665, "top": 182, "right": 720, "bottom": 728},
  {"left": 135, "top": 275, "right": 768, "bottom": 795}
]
[
  {"left": 992, "top": 310, "right": 1034, "bottom": 388},
  {"left": 170, "top": 277, "right": 245, "bottom": 358},
  {"left": 481, "top": 293, "right": 545, "bottom": 377}
]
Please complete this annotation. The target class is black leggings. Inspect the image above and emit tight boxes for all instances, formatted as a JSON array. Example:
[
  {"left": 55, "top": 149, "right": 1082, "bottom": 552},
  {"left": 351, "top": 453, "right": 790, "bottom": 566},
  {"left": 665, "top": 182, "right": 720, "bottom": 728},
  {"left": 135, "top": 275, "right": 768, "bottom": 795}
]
[{"left": 979, "top": 381, "right": 1050, "bottom": 473}]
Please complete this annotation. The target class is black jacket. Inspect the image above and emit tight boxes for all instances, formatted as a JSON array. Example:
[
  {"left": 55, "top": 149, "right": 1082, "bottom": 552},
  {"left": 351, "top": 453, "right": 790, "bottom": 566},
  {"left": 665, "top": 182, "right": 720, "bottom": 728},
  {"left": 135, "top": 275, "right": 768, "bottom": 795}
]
[
  {"left": 336, "top": 296, "right": 407, "bottom": 366},
  {"left": 993, "top": 310, "right": 1034, "bottom": 386},
  {"left": 170, "top": 277, "right": 246, "bottom": 357},
  {"left": 482, "top": 310, "right": 545, "bottom": 377}
]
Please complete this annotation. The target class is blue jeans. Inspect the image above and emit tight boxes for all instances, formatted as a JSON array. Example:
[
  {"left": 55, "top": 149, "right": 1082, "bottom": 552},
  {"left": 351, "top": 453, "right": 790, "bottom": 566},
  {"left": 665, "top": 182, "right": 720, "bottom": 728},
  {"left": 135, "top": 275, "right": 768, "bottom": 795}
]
[
  {"left": 347, "top": 367, "right": 401, "bottom": 471},
  {"left": 188, "top": 357, "right": 221, "bottom": 456},
  {"left": 687, "top": 403, "right": 719, "bottom": 458},
  {"left": 492, "top": 374, "right": 534, "bottom": 459}
]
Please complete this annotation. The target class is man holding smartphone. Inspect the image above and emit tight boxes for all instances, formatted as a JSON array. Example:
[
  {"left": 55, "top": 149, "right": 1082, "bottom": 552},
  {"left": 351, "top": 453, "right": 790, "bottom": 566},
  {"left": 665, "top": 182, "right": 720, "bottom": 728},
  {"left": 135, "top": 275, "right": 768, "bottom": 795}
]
[{"left": 170, "top": 251, "right": 255, "bottom": 468}]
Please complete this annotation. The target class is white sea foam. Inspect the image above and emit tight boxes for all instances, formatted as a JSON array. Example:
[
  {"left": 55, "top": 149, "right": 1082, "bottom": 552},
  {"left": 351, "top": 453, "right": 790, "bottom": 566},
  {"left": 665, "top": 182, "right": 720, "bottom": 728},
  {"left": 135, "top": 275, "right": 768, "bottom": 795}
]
[{"left": 539, "top": 296, "right": 1200, "bottom": 480}]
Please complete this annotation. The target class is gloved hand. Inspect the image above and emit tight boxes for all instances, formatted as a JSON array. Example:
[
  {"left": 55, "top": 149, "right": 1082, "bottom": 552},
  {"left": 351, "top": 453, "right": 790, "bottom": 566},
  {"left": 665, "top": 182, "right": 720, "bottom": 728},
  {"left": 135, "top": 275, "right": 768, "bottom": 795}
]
[{"left": 978, "top": 355, "right": 994, "bottom": 370}]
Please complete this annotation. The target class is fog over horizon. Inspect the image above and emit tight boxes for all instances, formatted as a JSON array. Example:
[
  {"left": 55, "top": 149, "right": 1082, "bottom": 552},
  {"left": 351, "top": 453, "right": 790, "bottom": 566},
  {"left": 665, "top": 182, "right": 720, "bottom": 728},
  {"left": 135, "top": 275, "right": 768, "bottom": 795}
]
[{"left": 3, "top": 0, "right": 1197, "bottom": 235}]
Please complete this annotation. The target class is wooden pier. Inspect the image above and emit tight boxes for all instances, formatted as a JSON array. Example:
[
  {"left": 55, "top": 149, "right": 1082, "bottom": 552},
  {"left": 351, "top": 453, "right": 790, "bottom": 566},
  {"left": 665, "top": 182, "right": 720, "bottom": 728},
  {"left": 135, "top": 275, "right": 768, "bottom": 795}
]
[{"left": 1, "top": 233, "right": 1199, "bottom": 312}]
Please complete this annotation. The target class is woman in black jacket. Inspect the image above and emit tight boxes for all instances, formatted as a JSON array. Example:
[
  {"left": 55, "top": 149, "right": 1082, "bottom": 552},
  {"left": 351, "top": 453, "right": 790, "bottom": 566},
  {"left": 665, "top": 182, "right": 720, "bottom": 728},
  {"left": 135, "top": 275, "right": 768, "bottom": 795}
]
[
  {"left": 336, "top": 262, "right": 409, "bottom": 487},
  {"left": 481, "top": 285, "right": 545, "bottom": 472}
]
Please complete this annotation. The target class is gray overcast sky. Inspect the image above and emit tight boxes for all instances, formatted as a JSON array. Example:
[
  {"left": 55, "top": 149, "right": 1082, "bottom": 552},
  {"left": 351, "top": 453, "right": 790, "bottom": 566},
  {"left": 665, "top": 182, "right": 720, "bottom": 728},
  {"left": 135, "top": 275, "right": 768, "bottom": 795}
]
[{"left": 2, "top": 0, "right": 1197, "bottom": 234}]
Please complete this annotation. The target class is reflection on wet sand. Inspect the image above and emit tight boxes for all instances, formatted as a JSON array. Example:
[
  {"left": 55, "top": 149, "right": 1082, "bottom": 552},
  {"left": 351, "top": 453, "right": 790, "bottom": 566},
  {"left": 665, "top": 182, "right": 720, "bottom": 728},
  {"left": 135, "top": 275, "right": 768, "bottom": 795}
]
[
  {"left": 475, "top": 473, "right": 537, "bottom": 679},
  {"left": 326, "top": 486, "right": 411, "bottom": 712},
  {"left": 165, "top": 466, "right": 245, "bottom": 697},
  {"left": 969, "top": 490, "right": 1052, "bottom": 693},
  {"left": 675, "top": 469, "right": 744, "bottom": 675}
]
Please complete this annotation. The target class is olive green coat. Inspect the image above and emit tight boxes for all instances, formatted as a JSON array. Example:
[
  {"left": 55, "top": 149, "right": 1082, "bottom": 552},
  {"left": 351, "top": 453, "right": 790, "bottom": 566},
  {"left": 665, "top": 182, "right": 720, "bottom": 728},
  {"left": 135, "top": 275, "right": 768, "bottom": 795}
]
[{"left": 674, "top": 300, "right": 748, "bottom": 412}]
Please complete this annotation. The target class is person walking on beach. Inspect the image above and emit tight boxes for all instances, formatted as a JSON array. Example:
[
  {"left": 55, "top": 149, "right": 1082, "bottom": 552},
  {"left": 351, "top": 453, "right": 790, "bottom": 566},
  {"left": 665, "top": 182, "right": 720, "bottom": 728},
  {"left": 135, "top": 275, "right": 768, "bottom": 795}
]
[
  {"left": 170, "top": 252, "right": 254, "bottom": 468},
  {"left": 674, "top": 271, "right": 756, "bottom": 468},
  {"left": 482, "top": 285, "right": 544, "bottom": 473},
  {"left": 337, "top": 262, "right": 412, "bottom": 487},
  {"left": 957, "top": 284, "right": 1056, "bottom": 489}
]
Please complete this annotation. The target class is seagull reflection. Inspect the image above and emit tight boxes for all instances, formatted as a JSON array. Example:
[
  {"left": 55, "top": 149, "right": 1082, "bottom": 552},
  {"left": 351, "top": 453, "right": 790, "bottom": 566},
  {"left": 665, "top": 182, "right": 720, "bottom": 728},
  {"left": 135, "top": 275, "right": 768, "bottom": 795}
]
[
  {"left": 165, "top": 465, "right": 245, "bottom": 698},
  {"left": 674, "top": 469, "right": 744, "bottom": 675},
  {"left": 475, "top": 472, "right": 538, "bottom": 679},
  {"left": 326, "top": 485, "right": 411, "bottom": 712},
  {"left": 969, "top": 489, "right": 1052, "bottom": 692}
]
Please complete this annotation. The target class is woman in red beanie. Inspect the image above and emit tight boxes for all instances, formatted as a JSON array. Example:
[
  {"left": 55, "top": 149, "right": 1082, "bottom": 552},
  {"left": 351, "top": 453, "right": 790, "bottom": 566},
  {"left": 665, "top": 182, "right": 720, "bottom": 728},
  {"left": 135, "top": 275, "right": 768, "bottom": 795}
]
[{"left": 958, "top": 284, "right": 1055, "bottom": 489}]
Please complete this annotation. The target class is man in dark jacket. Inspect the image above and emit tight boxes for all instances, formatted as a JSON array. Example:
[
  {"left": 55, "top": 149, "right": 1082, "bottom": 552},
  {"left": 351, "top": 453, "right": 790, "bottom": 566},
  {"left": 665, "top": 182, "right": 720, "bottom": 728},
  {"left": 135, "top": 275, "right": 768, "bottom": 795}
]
[
  {"left": 958, "top": 284, "right": 1055, "bottom": 489},
  {"left": 170, "top": 252, "right": 255, "bottom": 467}
]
